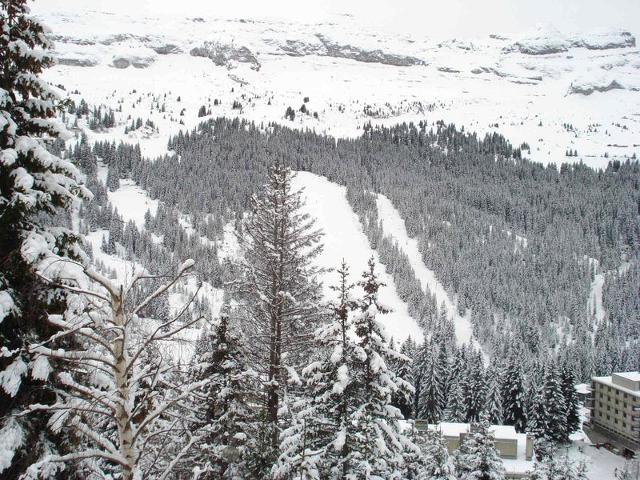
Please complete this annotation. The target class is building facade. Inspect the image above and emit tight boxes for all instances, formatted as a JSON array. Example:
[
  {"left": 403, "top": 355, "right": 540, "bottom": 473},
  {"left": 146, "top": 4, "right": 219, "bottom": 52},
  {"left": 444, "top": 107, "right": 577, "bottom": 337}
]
[{"left": 590, "top": 371, "right": 640, "bottom": 449}]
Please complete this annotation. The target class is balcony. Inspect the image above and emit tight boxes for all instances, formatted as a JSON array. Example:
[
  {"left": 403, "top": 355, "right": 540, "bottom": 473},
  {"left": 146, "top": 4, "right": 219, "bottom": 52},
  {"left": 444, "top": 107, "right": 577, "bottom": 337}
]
[{"left": 633, "top": 406, "right": 640, "bottom": 412}]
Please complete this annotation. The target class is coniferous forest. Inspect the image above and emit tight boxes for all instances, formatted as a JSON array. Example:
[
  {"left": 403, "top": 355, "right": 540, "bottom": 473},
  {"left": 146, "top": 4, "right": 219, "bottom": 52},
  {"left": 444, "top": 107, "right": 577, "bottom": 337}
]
[{"left": 2, "top": 0, "right": 640, "bottom": 479}]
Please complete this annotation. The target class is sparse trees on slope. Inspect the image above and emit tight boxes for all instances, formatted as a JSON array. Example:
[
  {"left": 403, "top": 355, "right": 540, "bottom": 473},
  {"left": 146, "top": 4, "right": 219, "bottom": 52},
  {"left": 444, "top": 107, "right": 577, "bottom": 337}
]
[
  {"left": 0, "top": 1, "right": 90, "bottom": 476},
  {"left": 236, "top": 161, "right": 324, "bottom": 470}
]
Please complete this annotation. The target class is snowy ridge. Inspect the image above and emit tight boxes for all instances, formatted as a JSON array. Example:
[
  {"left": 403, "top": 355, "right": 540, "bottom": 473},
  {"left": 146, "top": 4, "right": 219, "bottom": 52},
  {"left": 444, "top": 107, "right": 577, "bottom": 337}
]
[
  {"left": 34, "top": 3, "right": 640, "bottom": 168},
  {"left": 292, "top": 171, "right": 424, "bottom": 343},
  {"left": 375, "top": 194, "right": 475, "bottom": 347}
]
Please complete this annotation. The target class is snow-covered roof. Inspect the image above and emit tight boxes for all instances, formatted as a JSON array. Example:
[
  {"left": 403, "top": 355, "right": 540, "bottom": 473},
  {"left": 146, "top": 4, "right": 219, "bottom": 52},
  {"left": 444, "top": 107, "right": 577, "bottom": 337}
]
[
  {"left": 430, "top": 422, "right": 522, "bottom": 441},
  {"left": 616, "top": 371, "right": 640, "bottom": 382},
  {"left": 593, "top": 373, "right": 640, "bottom": 397},
  {"left": 575, "top": 383, "right": 591, "bottom": 395}
]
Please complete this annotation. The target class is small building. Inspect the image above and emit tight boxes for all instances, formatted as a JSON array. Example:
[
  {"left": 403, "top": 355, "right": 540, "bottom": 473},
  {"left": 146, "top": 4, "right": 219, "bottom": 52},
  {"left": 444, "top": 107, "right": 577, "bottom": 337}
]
[
  {"left": 575, "top": 383, "right": 591, "bottom": 405},
  {"left": 415, "top": 421, "right": 534, "bottom": 479},
  {"left": 589, "top": 371, "right": 640, "bottom": 450}
]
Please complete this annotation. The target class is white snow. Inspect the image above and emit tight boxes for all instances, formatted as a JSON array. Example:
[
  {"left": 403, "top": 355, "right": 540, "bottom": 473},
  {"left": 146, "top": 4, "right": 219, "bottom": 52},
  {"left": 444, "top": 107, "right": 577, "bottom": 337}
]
[
  {"left": 30, "top": 3, "right": 640, "bottom": 168},
  {"left": 107, "top": 179, "right": 158, "bottom": 228},
  {"left": 291, "top": 171, "right": 423, "bottom": 343},
  {"left": 375, "top": 193, "right": 475, "bottom": 346}
]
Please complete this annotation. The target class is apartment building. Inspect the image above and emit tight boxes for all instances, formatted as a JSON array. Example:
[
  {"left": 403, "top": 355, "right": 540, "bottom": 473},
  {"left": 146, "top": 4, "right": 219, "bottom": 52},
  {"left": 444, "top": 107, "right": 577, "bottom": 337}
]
[{"left": 590, "top": 371, "right": 640, "bottom": 448}]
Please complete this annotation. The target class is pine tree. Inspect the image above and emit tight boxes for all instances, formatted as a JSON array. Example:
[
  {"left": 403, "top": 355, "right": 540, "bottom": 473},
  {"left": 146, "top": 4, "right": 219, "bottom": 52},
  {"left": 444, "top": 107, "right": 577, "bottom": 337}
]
[
  {"left": 421, "top": 430, "right": 456, "bottom": 480},
  {"left": 530, "top": 445, "right": 589, "bottom": 480},
  {"left": 484, "top": 370, "right": 503, "bottom": 424},
  {"left": 416, "top": 342, "right": 443, "bottom": 423},
  {"left": 464, "top": 353, "right": 487, "bottom": 422},
  {"left": 502, "top": 359, "right": 527, "bottom": 432},
  {"left": 543, "top": 364, "right": 567, "bottom": 444},
  {"left": 527, "top": 382, "right": 548, "bottom": 442},
  {"left": 190, "top": 315, "right": 257, "bottom": 479},
  {"left": 454, "top": 415, "right": 506, "bottom": 480},
  {"left": 394, "top": 338, "right": 416, "bottom": 418},
  {"left": 0, "top": 1, "right": 90, "bottom": 476},
  {"left": 275, "top": 261, "right": 359, "bottom": 479},
  {"left": 349, "top": 257, "right": 416, "bottom": 478},
  {"left": 444, "top": 377, "right": 466, "bottom": 422},
  {"left": 236, "top": 161, "right": 324, "bottom": 469},
  {"left": 560, "top": 364, "right": 581, "bottom": 440}
]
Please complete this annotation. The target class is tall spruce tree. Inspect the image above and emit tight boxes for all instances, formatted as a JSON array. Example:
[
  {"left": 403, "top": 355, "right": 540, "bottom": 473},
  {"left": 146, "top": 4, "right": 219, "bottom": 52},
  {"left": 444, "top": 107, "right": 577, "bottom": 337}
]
[
  {"left": 349, "top": 257, "right": 416, "bottom": 478},
  {"left": 0, "top": 1, "right": 90, "bottom": 476},
  {"left": 416, "top": 342, "right": 444, "bottom": 423},
  {"left": 275, "top": 261, "right": 359, "bottom": 479},
  {"left": 543, "top": 364, "right": 567, "bottom": 444},
  {"left": 236, "top": 161, "right": 324, "bottom": 470},
  {"left": 560, "top": 364, "right": 581, "bottom": 440},
  {"left": 502, "top": 359, "right": 527, "bottom": 432}
]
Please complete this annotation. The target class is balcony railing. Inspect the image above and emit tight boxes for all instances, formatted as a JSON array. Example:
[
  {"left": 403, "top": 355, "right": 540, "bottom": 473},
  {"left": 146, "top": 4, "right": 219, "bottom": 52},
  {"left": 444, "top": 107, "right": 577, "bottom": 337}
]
[{"left": 633, "top": 406, "right": 640, "bottom": 412}]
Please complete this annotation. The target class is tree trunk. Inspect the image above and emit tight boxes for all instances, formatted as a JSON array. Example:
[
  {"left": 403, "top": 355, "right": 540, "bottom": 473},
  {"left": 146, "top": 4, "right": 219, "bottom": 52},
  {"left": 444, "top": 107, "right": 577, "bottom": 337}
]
[{"left": 112, "top": 287, "right": 136, "bottom": 480}]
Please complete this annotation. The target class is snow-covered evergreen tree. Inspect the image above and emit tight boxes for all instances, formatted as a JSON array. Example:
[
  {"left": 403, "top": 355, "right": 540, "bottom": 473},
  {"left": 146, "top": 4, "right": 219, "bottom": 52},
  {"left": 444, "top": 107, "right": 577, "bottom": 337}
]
[
  {"left": 349, "top": 257, "right": 416, "bottom": 478},
  {"left": 484, "top": 370, "right": 503, "bottom": 424},
  {"left": 542, "top": 364, "right": 567, "bottom": 444},
  {"left": 560, "top": 364, "right": 581, "bottom": 440},
  {"left": 530, "top": 445, "right": 588, "bottom": 480},
  {"left": 502, "top": 359, "right": 527, "bottom": 433},
  {"left": 0, "top": 1, "right": 90, "bottom": 476},
  {"left": 527, "top": 381, "right": 548, "bottom": 442},
  {"left": 454, "top": 415, "right": 505, "bottom": 480},
  {"left": 416, "top": 342, "right": 443, "bottom": 423},
  {"left": 444, "top": 377, "right": 467, "bottom": 422},
  {"left": 236, "top": 161, "right": 324, "bottom": 469},
  {"left": 421, "top": 430, "right": 456, "bottom": 480},
  {"left": 190, "top": 314, "right": 257, "bottom": 479}
]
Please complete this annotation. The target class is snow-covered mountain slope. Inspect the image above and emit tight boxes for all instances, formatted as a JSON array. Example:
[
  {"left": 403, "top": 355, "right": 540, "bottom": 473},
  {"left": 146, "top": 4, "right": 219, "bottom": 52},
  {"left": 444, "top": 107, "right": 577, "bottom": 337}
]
[
  {"left": 34, "top": 4, "right": 640, "bottom": 167},
  {"left": 292, "top": 171, "right": 424, "bottom": 343},
  {"left": 375, "top": 194, "right": 474, "bottom": 347}
]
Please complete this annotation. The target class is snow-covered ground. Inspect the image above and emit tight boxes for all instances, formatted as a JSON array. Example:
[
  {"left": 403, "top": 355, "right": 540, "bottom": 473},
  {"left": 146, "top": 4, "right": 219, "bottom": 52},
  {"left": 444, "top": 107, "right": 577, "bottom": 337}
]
[
  {"left": 31, "top": 3, "right": 640, "bottom": 168},
  {"left": 375, "top": 193, "right": 475, "bottom": 346},
  {"left": 108, "top": 179, "right": 159, "bottom": 228},
  {"left": 292, "top": 171, "right": 424, "bottom": 343}
]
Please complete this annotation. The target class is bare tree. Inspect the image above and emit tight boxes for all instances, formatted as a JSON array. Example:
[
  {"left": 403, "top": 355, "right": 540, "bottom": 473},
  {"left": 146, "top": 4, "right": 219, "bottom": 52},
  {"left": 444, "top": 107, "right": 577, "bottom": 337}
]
[{"left": 22, "top": 256, "right": 207, "bottom": 480}]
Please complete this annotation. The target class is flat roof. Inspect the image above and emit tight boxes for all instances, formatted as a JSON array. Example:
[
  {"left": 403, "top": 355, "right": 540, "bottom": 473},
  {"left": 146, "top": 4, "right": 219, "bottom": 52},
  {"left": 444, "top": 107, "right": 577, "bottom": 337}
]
[
  {"left": 592, "top": 375, "right": 640, "bottom": 397},
  {"left": 575, "top": 383, "right": 591, "bottom": 395},
  {"left": 614, "top": 372, "right": 640, "bottom": 382}
]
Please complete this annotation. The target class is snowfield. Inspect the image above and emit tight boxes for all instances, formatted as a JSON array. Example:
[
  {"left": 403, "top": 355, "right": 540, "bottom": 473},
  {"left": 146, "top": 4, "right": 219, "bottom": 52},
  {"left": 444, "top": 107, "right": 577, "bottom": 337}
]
[
  {"left": 292, "top": 171, "right": 424, "bottom": 344},
  {"left": 31, "top": 2, "right": 640, "bottom": 168}
]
